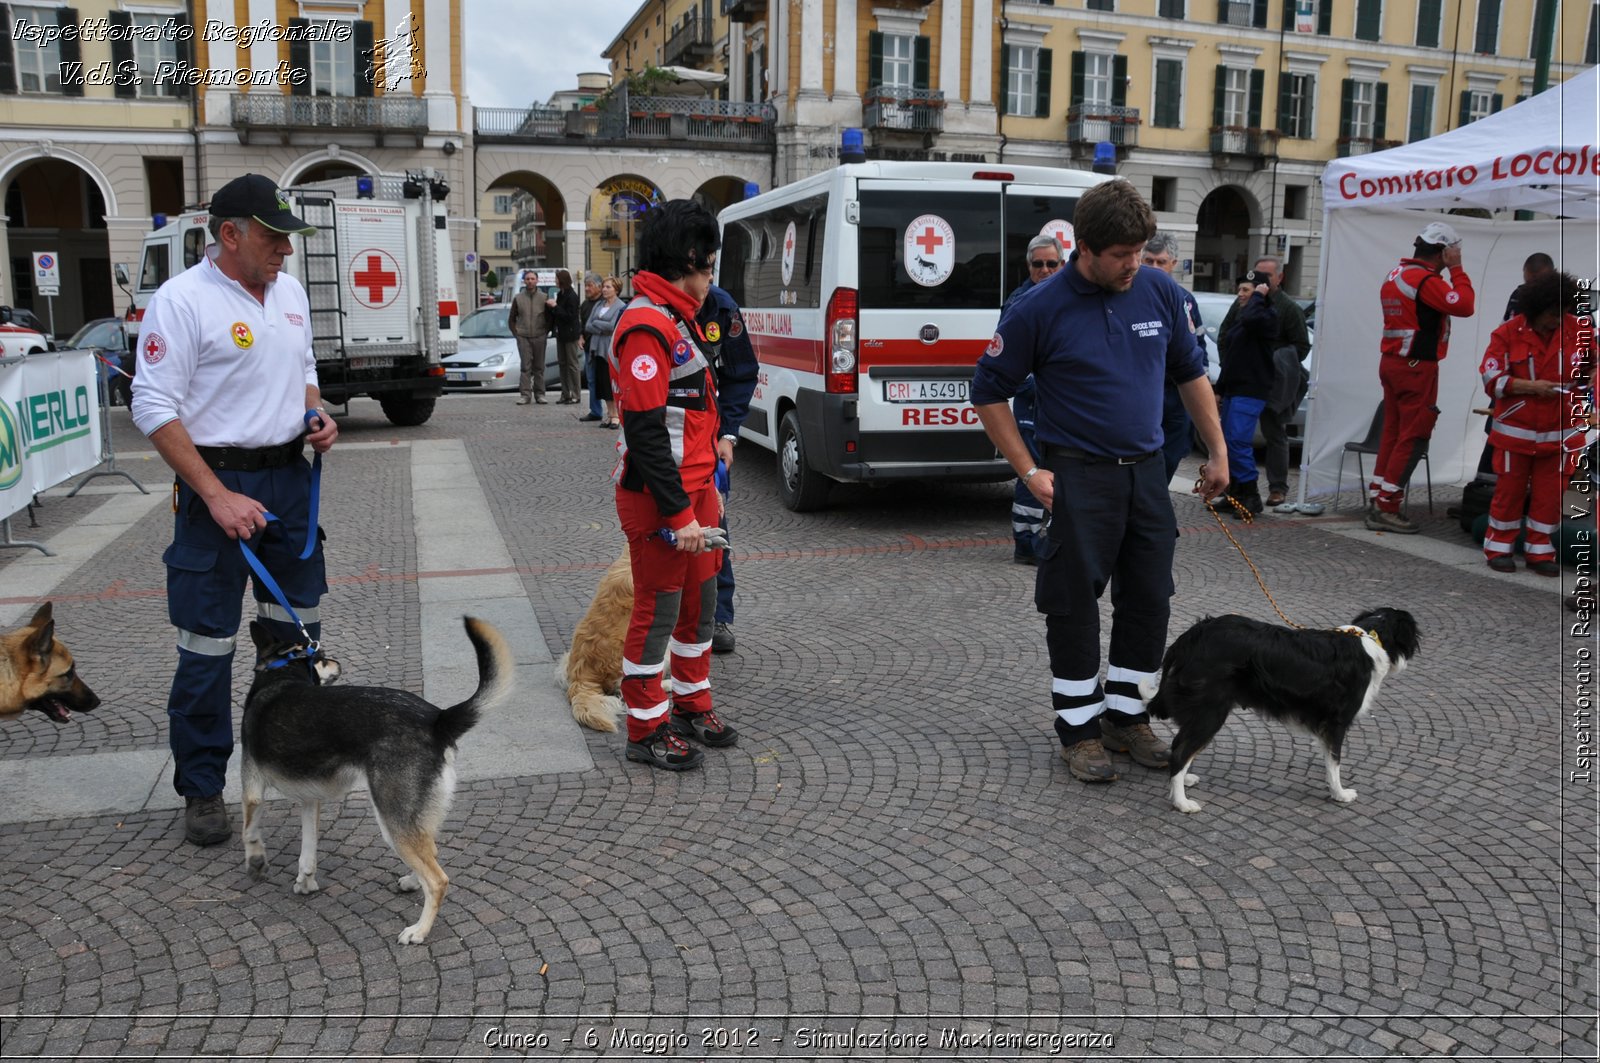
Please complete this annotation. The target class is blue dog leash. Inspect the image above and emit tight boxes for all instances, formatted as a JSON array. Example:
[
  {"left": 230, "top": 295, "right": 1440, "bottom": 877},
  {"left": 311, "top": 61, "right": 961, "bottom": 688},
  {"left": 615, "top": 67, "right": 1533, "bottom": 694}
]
[{"left": 236, "top": 410, "right": 326, "bottom": 645}]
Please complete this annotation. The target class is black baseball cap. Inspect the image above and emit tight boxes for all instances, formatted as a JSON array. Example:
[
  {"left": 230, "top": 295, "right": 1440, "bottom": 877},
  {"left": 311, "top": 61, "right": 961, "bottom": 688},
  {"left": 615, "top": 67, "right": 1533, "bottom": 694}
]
[{"left": 209, "top": 173, "right": 316, "bottom": 235}]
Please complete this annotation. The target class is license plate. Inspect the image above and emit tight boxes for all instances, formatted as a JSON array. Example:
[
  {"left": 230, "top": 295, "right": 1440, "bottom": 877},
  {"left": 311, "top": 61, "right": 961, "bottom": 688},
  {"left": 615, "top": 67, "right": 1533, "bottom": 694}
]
[
  {"left": 348, "top": 356, "right": 394, "bottom": 370},
  {"left": 446, "top": 371, "right": 467, "bottom": 381},
  {"left": 883, "top": 379, "right": 969, "bottom": 403}
]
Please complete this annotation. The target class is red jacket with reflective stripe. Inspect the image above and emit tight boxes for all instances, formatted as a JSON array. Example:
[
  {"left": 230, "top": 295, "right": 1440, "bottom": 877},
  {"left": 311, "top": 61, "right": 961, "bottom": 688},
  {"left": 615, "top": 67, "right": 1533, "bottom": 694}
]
[
  {"left": 1379, "top": 258, "right": 1475, "bottom": 362},
  {"left": 1480, "top": 314, "right": 1590, "bottom": 457},
  {"left": 611, "top": 271, "right": 719, "bottom": 523}
]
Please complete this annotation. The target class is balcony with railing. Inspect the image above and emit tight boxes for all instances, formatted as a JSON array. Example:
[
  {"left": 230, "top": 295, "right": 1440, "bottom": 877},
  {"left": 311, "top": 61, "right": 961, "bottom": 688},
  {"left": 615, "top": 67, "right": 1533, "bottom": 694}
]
[
  {"left": 1066, "top": 104, "right": 1141, "bottom": 149},
  {"left": 1336, "top": 135, "right": 1400, "bottom": 157},
  {"left": 230, "top": 93, "right": 429, "bottom": 143},
  {"left": 1209, "top": 126, "right": 1279, "bottom": 166},
  {"left": 474, "top": 92, "right": 776, "bottom": 150},
  {"left": 862, "top": 86, "right": 945, "bottom": 135},
  {"left": 664, "top": 12, "right": 714, "bottom": 68},
  {"left": 1218, "top": 0, "right": 1260, "bottom": 26}
]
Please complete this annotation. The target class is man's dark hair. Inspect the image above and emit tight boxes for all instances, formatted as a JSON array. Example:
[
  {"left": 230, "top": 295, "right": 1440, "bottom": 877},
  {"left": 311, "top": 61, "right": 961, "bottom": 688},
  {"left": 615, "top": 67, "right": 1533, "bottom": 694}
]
[
  {"left": 1413, "top": 238, "right": 1449, "bottom": 258},
  {"left": 1518, "top": 269, "right": 1579, "bottom": 321},
  {"left": 636, "top": 199, "right": 721, "bottom": 280},
  {"left": 1071, "top": 179, "right": 1156, "bottom": 254},
  {"left": 1524, "top": 252, "right": 1555, "bottom": 273}
]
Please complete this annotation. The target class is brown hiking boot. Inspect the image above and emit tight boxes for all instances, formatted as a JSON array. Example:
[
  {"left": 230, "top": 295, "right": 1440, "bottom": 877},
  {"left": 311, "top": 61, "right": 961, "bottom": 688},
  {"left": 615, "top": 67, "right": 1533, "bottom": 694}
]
[
  {"left": 1100, "top": 717, "right": 1171, "bottom": 768},
  {"left": 1059, "top": 739, "right": 1119, "bottom": 783}
]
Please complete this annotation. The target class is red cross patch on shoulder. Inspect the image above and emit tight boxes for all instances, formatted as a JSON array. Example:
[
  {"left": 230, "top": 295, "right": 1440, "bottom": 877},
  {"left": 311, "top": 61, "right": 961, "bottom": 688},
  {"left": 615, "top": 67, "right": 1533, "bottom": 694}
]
[{"left": 143, "top": 332, "right": 167, "bottom": 365}]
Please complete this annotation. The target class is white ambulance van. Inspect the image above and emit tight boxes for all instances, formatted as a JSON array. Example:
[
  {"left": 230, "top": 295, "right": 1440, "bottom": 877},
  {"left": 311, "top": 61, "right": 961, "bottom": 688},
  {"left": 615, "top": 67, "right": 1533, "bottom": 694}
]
[
  {"left": 128, "top": 171, "right": 458, "bottom": 427},
  {"left": 716, "top": 161, "right": 1107, "bottom": 510}
]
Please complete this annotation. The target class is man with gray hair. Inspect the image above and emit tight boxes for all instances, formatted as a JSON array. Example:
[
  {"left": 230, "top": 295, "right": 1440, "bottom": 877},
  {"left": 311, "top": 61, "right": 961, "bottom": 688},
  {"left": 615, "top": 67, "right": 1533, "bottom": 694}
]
[
  {"left": 1001, "top": 233, "right": 1064, "bottom": 563},
  {"left": 1142, "top": 232, "right": 1206, "bottom": 482}
]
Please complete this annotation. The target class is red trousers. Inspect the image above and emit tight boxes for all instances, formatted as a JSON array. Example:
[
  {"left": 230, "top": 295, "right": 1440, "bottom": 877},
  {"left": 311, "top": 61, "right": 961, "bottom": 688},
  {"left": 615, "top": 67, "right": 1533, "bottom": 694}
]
[
  {"left": 615, "top": 483, "right": 723, "bottom": 742},
  {"left": 1484, "top": 448, "right": 1572, "bottom": 566},
  {"left": 1371, "top": 356, "right": 1439, "bottom": 513}
]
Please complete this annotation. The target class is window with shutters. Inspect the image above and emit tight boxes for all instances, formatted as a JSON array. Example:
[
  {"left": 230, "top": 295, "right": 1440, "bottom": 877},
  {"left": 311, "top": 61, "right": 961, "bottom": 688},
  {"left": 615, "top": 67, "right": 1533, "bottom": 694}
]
[
  {"left": 1528, "top": 0, "right": 1558, "bottom": 58},
  {"left": 1347, "top": 79, "right": 1375, "bottom": 138},
  {"left": 881, "top": 33, "right": 915, "bottom": 91},
  {"left": 1159, "top": 0, "right": 1185, "bottom": 16},
  {"left": 1082, "top": 51, "right": 1113, "bottom": 109},
  {"left": 132, "top": 11, "right": 184, "bottom": 98},
  {"left": 1153, "top": 58, "right": 1183, "bottom": 127},
  {"left": 1222, "top": 66, "right": 1250, "bottom": 127},
  {"left": 1407, "top": 83, "right": 1435, "bottom": 141},
  {"left": 494, "top": 195, "right": 513, "bottom": 214},
  {"left": 1415, "top": 0, "right": 1443, "bottom": 46},
  {"left": 494, "top": 231, "right": 512, "bottom": 251},
  {"left": 1007, "top": 47, "right": 1037, "bottom": 116},
  {"left": 1473, "top": 0, "right": 1500, "bottom": 54},
  {"left": 1279, "top": 72, "right": 1314, "bottom": 138},
  {"left": 1086, "top": 0, "right": 1114, "bottom": 9},
  {"left": 13, "top": 4, "right": 62, "bottom": 93},
  {"left": 1354, "top": 0, "right": 1383, "bottom": 42},
  {"left": 1283, "top": 0, "right": 1333, "bottom": 34},
  {"left": 1463, "top": 88, "right": 1498, "bottom": 123},
  {"left": 310, "top": 20, "right": 357, "bottom": 97}
]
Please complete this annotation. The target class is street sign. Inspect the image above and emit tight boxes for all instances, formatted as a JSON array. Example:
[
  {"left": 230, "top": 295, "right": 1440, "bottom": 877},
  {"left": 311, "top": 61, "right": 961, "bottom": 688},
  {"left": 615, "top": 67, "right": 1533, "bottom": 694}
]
[
  {"left": 463, "top": 252, "right": 477, "bottom": 272},
  {"left": 33, "top": 251, "right": 59, "bottom": 297}
]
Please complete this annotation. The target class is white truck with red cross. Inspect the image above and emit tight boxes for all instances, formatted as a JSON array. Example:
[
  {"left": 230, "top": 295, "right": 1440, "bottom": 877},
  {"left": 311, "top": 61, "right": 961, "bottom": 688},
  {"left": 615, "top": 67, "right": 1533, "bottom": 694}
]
[{"left": 127, "top": 171, "right": 458, "bottom": 427}]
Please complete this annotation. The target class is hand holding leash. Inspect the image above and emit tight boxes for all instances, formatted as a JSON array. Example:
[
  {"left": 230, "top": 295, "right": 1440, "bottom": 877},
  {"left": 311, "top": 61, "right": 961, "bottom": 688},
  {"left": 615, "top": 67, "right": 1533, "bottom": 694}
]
[
  {"left": 304, "top": 407, "right": 338, "bottom": 453},
  {"left": 207, "top": 490, "right": 269, "bottom": 542}
]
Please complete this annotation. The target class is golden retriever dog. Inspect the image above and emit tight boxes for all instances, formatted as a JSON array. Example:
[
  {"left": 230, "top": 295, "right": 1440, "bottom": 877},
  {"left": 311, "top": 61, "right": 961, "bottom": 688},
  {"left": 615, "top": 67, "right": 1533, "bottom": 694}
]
[{"left": 555, "top": 547, "right": 633, "bottom": 732}]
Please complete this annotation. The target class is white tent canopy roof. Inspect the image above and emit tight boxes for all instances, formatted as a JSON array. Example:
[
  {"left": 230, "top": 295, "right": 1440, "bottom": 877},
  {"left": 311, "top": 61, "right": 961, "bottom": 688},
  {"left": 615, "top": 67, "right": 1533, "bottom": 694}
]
[{"left": 1323, "top": 65, "right": 1599, "bottom": 218}]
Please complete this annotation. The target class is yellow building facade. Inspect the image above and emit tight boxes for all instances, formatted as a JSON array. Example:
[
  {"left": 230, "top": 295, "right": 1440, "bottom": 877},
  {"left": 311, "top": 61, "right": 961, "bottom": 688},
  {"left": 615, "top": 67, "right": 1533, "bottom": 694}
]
[
  {"left": 0, "top": 0, "right": 470, "bottom": 333},
  {"left": 602, "top": 0, "right": 1593, "bottom": 296}
]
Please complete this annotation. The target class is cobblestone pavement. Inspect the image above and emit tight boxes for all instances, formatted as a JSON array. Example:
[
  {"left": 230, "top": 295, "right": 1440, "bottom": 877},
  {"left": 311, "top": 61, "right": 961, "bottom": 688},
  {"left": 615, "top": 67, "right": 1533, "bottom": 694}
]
[{"left": 0, "top": 394, "right": 1594, "bottom": 1060}]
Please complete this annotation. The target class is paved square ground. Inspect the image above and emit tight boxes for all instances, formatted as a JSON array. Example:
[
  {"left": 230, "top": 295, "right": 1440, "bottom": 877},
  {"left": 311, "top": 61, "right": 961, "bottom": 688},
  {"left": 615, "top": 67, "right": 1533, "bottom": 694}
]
[{"left": 0, "top": 394, "right": 1592, "bottom": 1060}]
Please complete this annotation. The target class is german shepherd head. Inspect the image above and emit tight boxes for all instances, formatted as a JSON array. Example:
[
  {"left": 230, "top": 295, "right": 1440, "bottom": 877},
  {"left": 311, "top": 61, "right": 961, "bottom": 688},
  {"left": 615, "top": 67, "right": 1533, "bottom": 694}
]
[{"left": 0, "top": 602, "right": 100, "bottom": 724}]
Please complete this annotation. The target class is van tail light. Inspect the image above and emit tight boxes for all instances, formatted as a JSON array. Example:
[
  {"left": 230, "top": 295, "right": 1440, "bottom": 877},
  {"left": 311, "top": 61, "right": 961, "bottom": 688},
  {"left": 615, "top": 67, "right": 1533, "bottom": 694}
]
[{"left": 825, "top": 286, "right": 858, "bottom": 395}]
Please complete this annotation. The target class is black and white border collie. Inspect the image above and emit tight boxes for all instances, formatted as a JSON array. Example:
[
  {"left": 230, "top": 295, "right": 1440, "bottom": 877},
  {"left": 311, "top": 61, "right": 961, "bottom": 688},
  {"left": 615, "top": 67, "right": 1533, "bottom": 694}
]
[{"left": 1138, "top": 608, "right": 1421, "bottom": 814}]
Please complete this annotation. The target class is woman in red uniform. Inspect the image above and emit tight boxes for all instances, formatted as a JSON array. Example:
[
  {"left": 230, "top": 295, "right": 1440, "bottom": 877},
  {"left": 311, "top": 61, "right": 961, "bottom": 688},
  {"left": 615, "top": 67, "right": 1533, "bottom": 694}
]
[
  {"left": 609, "top": 200, "right": 736, "bottom": 770},
  {"left": 1478, "top": 270, "right": 1590, "bottom": 574}
]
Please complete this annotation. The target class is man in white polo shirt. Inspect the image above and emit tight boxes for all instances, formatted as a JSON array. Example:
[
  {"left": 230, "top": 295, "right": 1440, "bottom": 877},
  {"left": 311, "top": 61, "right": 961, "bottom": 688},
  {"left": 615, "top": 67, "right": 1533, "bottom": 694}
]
[{"left": 131, "top": 173, "right": 339, "bottom": 847}]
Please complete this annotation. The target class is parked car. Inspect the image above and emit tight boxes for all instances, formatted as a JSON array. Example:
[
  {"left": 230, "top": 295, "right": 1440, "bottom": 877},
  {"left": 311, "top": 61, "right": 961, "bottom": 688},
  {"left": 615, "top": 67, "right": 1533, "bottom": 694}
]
[
  {"left": 441, "top": 303, "right": 557, "bottom": 393},
  {"left": 1187, "top": 288, "right": 1314, "bottom": 449},
  {"left": 8, "top": 306, "right": 51, "bottom": 337},
  {"left": 65, "top": 317, "right": 132, "bottom": 404},
  {"left": 0, "top": 305, "right": 52, "bottom": 356}
]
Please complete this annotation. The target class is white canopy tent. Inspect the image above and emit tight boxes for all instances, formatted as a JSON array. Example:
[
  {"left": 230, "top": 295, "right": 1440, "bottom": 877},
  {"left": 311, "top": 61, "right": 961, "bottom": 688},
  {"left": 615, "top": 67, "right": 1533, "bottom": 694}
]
[{"left": 1299, "top": 65, "right": 1600, "bottom": 506}]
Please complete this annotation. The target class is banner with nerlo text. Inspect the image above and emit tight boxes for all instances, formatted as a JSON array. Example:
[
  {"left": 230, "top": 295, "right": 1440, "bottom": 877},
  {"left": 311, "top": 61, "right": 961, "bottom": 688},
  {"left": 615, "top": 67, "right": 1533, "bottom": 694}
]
[{"left": 0, "top": 350, "right": 103, "bottom": 522}]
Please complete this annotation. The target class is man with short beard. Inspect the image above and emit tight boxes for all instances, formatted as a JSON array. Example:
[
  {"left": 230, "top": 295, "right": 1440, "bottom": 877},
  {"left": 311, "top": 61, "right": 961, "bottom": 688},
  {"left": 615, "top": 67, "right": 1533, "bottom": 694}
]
[{"left": 972, "top": 179, "right": 1227, "bottom": 786}]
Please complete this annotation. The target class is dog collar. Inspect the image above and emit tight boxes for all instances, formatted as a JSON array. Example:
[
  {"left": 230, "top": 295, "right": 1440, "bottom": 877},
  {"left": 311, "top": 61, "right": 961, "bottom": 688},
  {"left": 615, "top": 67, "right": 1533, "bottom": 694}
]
[
  {"left": 1335, "top": 625, "right": 1384, "bottom": 651},
  {"left": 265, "top": 643, "right": 320, "bottom": 670}
]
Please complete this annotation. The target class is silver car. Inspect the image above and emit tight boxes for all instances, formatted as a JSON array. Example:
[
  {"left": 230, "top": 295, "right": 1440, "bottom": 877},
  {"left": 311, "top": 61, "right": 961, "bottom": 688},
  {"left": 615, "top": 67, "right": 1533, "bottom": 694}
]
[{"left": 441, "top": 303, "right": 557, "bottom": 393}]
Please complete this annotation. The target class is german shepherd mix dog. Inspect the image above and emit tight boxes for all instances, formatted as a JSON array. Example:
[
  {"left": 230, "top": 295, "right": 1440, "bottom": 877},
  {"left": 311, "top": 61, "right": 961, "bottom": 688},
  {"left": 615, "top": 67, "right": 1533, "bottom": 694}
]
[
  {"left": 241, "top": 617, "right": 513, "bottom": 945},
  {"left": 1140, "top": 608, "right": 1420, "bottom": 814},
  {"left": 0, "top": 602, "right": 100, "bottom": 723}
]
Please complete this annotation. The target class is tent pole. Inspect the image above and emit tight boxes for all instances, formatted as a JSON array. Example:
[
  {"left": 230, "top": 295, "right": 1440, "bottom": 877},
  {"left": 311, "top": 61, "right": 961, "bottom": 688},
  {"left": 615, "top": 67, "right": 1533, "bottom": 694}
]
[{"left": 1290, "top": 197, "right": 1339, "bottom": 515}]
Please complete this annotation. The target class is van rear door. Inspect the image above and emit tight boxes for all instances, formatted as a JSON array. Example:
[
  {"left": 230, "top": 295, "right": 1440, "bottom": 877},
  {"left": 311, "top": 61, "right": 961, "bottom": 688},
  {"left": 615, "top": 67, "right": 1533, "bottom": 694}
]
[
  {"left": 1001, "top": 183, "right": 1085, "bottom": 298},
  {"left": 854, "top": 180, "right": 1004, "bottom": 447}
]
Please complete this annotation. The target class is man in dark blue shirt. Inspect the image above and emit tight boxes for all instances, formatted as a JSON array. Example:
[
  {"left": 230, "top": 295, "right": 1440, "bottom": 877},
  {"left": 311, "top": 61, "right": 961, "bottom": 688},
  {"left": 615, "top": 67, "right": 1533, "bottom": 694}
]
[{"left": 972, "top": 180, "right": 1228, "bottom": 785}]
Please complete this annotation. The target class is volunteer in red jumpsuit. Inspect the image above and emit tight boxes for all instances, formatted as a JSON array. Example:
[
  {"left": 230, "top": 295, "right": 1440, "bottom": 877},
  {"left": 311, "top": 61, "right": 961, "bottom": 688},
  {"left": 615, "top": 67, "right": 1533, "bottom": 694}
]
[
  {"left": 609, "top": 199, "right": 737, "bottom": 771},
  {"left": 1367, "top": 221, "right": 1476, "bottom": 534},
  {"left": 1478, "top": 270, "right": 1591, "bottom": 574}
]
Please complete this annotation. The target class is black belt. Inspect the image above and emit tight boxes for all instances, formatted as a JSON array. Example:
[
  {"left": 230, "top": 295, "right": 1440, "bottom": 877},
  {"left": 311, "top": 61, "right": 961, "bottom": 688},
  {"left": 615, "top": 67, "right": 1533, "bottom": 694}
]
[
  {"left": 196, "top": 437, "right": 304, "bottom": 472},
  {"left": 1043, "top": 444, "right": 1158, "bottom": 466}
]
